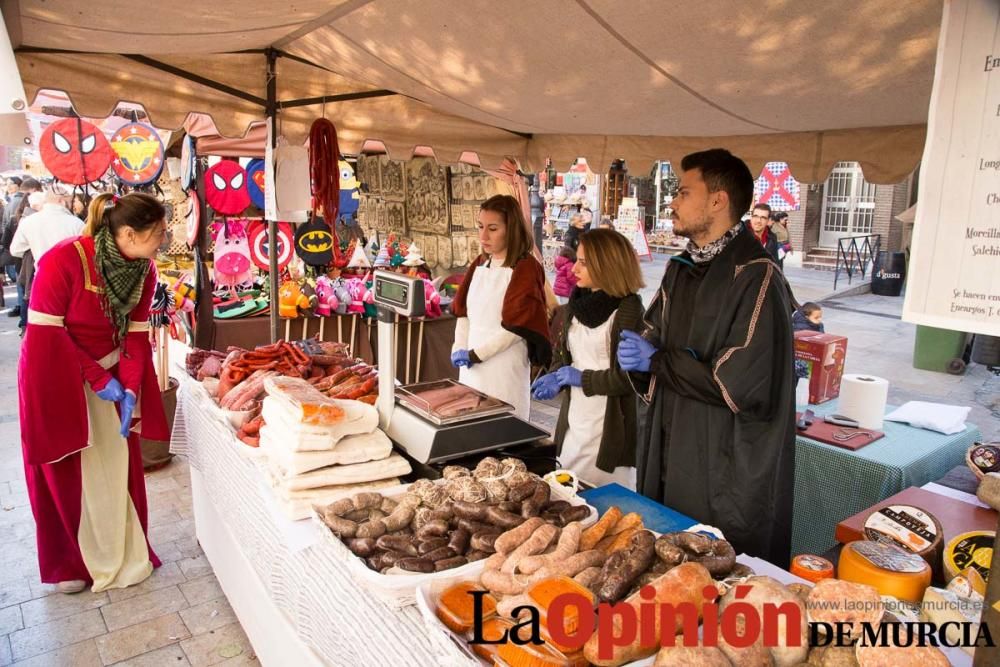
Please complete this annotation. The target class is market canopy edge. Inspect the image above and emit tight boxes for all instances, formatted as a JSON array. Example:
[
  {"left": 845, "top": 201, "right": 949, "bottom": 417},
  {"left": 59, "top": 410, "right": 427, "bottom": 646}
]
[{"left": 7, "top": 0, "right": 942, "bottom": 183}]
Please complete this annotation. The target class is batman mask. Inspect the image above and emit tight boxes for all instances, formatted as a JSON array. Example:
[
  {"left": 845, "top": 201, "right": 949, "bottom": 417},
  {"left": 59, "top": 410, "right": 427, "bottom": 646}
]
[{"left": 294, "top": 216, "right": 334, "bottom": 267}]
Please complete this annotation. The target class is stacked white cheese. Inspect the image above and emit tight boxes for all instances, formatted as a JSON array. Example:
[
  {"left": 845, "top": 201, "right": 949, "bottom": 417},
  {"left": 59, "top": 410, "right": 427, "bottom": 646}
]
[{"left": 259, "top": 378, "right": 411, "bottom": 519}]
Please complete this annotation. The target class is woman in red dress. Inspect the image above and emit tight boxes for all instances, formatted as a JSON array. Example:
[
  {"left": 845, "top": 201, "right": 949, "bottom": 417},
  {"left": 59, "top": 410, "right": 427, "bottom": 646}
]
[{"left": 18, "top": 192, "right": 169, "bottom": 594}]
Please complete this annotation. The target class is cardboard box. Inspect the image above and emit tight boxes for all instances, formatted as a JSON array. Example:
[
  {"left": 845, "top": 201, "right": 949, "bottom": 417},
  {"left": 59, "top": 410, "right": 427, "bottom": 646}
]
[{"left": 794, "top": 330, "right": 848, "bottom": 404}]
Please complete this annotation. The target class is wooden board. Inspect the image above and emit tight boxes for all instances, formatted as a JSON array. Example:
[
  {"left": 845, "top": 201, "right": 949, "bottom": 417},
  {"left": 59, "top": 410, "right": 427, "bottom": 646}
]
[
  {"left": 835, "top": 485, "right": 997, "bottom": 547},
  {"left": 796, "top": 412, "right": 884, "bottom": 450}
]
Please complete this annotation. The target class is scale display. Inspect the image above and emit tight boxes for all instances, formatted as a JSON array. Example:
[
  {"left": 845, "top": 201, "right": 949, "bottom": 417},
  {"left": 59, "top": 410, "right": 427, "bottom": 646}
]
[{"left": 372, "top": 270, "right": 425, "bottom": 317}]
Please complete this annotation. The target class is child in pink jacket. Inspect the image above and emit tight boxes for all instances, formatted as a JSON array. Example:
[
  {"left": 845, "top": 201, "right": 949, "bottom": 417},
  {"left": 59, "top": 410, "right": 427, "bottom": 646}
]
[{"left": 553, "top": 246, "right": 578, "bottom": 303}]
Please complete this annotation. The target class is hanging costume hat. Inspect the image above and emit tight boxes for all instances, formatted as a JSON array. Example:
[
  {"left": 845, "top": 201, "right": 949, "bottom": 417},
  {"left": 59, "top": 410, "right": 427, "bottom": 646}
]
[
  {"left": 204, "top": 160, "right": 250, "bottom": 215},
  {"left": 245, "top": 158, "right": 267, "bottom": 209},
  {"left": 294, "top": 216, "right": 334, "bottom": 268},
  {"left": 39, "top": 117, "right": 114, "bottom": 185},
  {"left": 247, "top": 220, "right": 294, "bottom": 272},
  {"left": 110, "top": 122, "right": 165, "bottom": 186}
]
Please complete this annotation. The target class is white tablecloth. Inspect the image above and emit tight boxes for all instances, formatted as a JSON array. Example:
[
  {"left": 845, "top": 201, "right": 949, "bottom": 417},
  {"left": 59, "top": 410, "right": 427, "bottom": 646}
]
[{"left": 169, "top": 374, "right": 473, "bottom": 666}]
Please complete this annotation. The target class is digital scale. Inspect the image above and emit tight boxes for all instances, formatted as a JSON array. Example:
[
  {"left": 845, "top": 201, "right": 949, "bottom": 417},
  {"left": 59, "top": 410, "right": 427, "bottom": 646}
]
[{"left": 372, "top": 270, "right": 548, "bottom": 463}]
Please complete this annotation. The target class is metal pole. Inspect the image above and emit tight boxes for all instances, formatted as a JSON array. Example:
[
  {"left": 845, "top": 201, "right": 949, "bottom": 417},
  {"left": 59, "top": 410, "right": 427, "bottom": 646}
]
[{"left": 266, "top": 48, "right": 280, "bottom": 343}]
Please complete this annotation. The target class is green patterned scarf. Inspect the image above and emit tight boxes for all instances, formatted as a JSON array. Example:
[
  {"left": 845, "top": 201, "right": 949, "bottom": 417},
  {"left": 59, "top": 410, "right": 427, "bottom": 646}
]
[{"left": 94, "top": 225, "right": 149, "bottom": 343}]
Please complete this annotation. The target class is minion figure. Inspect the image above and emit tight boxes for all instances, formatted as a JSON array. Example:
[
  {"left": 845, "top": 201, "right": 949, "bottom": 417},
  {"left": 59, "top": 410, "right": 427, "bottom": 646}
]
[{"left": 338, "top": 159, "right": 360, "bottom": 226}]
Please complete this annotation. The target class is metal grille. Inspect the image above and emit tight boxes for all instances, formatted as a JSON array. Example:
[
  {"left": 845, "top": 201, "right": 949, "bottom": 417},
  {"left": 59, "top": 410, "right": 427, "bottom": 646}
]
[{"left": 821, "top": 162, "right": 876, "bottom": 245}]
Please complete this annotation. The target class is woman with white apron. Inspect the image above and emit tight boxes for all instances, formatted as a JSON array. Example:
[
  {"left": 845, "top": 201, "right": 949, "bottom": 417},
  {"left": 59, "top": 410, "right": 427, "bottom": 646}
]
[
  {"left": 531, "top": 229, "right": 644, "bottom": 488},
  {"left": 451, "top": 195, "right": 551, "bottom": 420}
]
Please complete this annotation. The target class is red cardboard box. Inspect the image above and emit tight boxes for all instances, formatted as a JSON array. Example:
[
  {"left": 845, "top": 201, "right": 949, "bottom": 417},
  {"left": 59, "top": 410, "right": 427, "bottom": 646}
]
[{"left": 794, "top": 330, "right": 848, "bottom": 404}]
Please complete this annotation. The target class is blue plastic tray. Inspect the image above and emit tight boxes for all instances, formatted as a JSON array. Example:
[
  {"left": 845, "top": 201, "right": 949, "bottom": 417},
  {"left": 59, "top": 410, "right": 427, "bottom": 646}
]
[{"left": 579, "top": 483, "right": 698, "bottom": 534}]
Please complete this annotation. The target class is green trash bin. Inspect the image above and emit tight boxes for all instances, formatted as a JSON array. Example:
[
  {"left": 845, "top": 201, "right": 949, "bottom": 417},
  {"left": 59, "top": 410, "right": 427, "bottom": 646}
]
[{"left": 913, "top": 325, "right": 968, "bottom": 374}]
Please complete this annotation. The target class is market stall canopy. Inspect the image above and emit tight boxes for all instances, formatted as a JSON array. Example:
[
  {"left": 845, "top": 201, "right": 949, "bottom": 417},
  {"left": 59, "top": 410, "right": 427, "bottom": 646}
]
[{"left": 6, "top": 0, "right": 943, "bottom": 183}]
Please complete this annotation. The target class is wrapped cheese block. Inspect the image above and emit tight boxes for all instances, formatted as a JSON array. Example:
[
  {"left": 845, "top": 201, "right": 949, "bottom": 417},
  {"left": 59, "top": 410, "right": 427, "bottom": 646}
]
[
  {"left": 260, "top": 426, "right": 393, "bottom": 476},
  {"left": 261, "top": 395, "right": 378, "bottom": 451},
  {"left": 274, "top": 478, "right": 401, "bottom": 521},
  {"left": 278, "top": 453, "right": 412, "bottom": 492},
  {"left": 263, "top": 376, "right": 347, "bottom": 425}
]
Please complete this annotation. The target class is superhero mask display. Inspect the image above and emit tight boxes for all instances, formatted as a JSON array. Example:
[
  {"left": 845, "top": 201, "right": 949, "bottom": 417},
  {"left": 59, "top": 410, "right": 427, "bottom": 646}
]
[
  {"left": 294, "top": 216, "right": 334, "bottom": 267},
  {"left": 39, "top": 117, "right": 114, "bottom": 185},
  {"left": 184, "top": 190, "right": 200, "bottom": 248},
  {"left": 204, "top": 160, "right": 250, "bottom": 215},
  {"left": 247, "top": 220, "right": 294, "bottom": 272},
  {"left": 245, "top": 158, "right": 266, "bottom": 210},
  {"left": 110, "top": 122, "right": 165, "bottom": 186}
]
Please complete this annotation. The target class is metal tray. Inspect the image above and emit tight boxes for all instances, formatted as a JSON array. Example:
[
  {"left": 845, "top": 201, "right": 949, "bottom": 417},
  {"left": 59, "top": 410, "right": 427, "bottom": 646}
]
[{"left": 395, "top": 379, "right": 513, "bottom": 426}]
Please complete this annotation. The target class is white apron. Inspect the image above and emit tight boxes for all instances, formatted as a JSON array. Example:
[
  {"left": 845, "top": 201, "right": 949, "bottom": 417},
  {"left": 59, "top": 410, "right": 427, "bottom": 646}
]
[
  {"left": 560, "top": 313, "right": 637, "bottom": 489},
  {"left": 459, "top": 262, "right": 531, "bottom": 419}
]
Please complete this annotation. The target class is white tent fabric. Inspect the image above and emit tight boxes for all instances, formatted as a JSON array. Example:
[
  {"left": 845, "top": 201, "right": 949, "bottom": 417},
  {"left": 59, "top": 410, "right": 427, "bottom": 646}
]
[{"left": 6, "top": 0, "right": 943, "bottom": 182}]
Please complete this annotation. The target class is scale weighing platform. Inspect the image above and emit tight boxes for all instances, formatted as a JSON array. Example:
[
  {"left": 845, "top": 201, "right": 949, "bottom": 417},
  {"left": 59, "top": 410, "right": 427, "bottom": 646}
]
[{"left": 372, "top": 270, "right": 548, "bottom": 463}]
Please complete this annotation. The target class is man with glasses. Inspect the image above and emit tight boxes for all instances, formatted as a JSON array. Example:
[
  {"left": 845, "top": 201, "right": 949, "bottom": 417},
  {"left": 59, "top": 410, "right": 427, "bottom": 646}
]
[{"left": 747, "top": 202, "right": 781, "bottom": 267}]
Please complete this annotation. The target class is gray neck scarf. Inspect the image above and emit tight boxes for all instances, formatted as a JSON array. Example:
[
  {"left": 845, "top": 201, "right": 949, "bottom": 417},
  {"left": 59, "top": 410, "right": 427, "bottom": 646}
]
[{"left": 686, "top": 222, "right": 744, "bottom": 264}]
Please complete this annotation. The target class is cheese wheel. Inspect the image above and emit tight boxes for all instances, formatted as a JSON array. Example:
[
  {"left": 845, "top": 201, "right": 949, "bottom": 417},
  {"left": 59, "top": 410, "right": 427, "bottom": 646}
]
[
  {"left": 838, "top": 540, "right": 931, "bottom": 603},
  {"left": 790, "top": 554, "right": 834, "bottom": 583},
  {"left": 862, "top": 505, "right": 943, "bottom": 570},
  {"left": 943, "top": 530, "right": 994, "bottom": 582}
]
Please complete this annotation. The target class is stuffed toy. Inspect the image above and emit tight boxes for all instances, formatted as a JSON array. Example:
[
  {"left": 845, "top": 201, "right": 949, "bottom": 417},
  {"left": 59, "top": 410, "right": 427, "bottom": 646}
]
[
  {"left": 344, "top": 277, "right": 367, "bottom": 315},
  {"left": 205, "top": 160, "right": 250, "bottom": 215},
  {"left": 278, "top": 279, "right": 314, "bottom": 319},
  {"left": 422, "top": 279, "right": 442, "bottom": 319},
  {"left": 338, "top": 159, "right": 360, "bottom": 225},
  {"left": 209, "top": 219, "right": 253, "bottom": 295},
  {"left": 39, "top": 117, "right": 114, "bottom": 185},
  {"left": 332, "top": 278, "right": 352, "bottom": 315},
  {"left": 314, "top": 275, "right": 340, "bottom": 316}
]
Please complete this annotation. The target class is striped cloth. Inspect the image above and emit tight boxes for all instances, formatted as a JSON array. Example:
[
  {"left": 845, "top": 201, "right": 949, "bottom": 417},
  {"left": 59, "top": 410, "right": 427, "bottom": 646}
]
[{"left": 791, "top": 399, "right": 981, "bottom": 557}]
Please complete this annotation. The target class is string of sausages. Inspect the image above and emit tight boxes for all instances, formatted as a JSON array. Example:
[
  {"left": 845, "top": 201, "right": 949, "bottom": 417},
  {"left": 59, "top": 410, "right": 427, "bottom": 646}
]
[{"left": 309, "top": 118, "right": 342, "bottom": 264}]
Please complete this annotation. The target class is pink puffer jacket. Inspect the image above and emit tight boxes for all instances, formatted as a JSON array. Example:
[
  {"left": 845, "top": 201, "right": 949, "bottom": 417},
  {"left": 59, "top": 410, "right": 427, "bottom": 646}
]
[{"left": 553, "top": 255, "right": 578, "bottom": 297}]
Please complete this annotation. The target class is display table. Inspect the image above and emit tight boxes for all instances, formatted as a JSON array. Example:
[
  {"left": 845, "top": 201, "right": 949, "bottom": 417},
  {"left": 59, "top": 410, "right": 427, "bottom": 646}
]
[
  {"left": 169, "top": 375, "right": 469, "bottom": 666},
  {"left": 792, "top": 399, "right": 982, "bottom": 556},
  {"left": 208, "top": 313, "right": 459, "bottom": 384}
]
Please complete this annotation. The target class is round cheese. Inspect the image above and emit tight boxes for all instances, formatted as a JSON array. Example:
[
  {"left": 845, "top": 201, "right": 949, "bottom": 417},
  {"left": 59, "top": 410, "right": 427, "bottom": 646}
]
[
  {"left": 862, "top": 505, "right": 943, "bottom": 570},
  {"left": 838, "top": 540, "right": 931, "bottom": 603},
  {"left": 943, "top": 530, "right": 994, "bottom": 582},
  {"left": 791, "top": 554, "right": 835, "bottom": 583}
]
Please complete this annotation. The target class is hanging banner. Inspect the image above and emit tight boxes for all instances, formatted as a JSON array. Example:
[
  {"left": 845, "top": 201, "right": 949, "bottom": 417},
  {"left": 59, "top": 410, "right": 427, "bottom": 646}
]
[
  {"left": 754, "top": 162, "right": 800, "bottom": 211},
  {"left": 903, "top": 0, "right": 1000, "bottom": 336}
]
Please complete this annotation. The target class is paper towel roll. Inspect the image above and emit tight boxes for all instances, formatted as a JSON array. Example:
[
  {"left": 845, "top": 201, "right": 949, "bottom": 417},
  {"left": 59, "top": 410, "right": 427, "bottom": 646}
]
[{"left": 838, "top": 374, "right": 889, "bottom": 430}]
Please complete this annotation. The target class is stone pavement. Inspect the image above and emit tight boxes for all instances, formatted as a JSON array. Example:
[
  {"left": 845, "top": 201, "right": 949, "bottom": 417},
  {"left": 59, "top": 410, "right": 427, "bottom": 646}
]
[
  {"left": 1, "top": 267, "right": 997, "bottom": 666},
  {"left": 0, "top": 287, "right": 255, "bottom": 665}
]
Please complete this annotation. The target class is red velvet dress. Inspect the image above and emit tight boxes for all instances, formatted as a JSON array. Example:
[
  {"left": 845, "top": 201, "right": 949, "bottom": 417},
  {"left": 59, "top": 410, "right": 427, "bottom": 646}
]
[{"left": 18, "top": 236, "right": 169, "bottom": 588}]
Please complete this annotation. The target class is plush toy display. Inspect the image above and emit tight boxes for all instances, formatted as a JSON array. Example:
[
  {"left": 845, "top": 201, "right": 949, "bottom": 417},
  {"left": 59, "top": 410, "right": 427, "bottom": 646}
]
[
  {"left": 209, "top": 219, "right": 253, "bottom": 293},
  {"left": 314, "top": 275, "right": 340, "bottom": 316},
  {"left": 39, "top": 117, "right": 115, "bottom": 185},
  {"left": 278, "top": 279, "right": 316, "bottom": 319},
  {"left": 204, "top": 160, "right": 250, "bottom": 215}
]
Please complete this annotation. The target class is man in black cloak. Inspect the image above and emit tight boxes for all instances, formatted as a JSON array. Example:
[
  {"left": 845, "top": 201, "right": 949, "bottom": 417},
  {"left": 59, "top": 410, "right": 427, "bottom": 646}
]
[{"left": 618, "top": 149, "right": 796, "bottom": 565}]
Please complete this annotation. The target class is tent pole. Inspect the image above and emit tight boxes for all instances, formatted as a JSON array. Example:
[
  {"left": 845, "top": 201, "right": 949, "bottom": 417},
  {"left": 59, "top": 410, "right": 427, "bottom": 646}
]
[
  {"left": 266, "top": 48, "right": 280, "bottom": 343},
  {"left": 193, "top": 157, "right": 215, "bottom": 350}
]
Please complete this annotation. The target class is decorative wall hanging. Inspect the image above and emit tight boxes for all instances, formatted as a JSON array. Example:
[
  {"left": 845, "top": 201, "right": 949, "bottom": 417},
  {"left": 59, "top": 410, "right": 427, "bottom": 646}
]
[
  {"left": 247, "top": 220, "right": 294, "bottom": 272},
  {"left": 405, "top": 158, "right": 449, "bottom": 234},
  {"left": 184, "top": 190, "right": 200, "bottom": 247},
  {"left": 294, "top": 216, "right": 334, "bottom": 267},
  {"left": 204, "top": 160, "right": 250, "bottom": 215},
  {"left": 38, "top": 117, "right": 114, "bottom": 185},
  {"left": 245, "top": 158, "right": 267, "bottom": 209},
  {"left": 110, "top": 122, "right": 165, "bottom": 186}
]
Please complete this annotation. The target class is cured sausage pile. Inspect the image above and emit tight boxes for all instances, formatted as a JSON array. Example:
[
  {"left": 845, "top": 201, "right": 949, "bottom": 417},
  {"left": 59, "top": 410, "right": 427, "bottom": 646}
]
[
  {"left": 259, "top": 376, "right": 409, "bottom": 520},
  {"left": 315, "top": 458, "right": 591, "bottom": 575}
]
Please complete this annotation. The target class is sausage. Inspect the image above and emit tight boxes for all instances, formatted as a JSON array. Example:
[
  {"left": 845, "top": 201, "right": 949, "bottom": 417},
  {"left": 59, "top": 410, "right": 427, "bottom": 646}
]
[
  {"left": 470, "top": 533, "right": 499, "bottom": 553},
  {"left": 347, "top": 537, "right": 377, "bottom": 557},
  {"left": 417, "top": 538, "right": 450, "bottom": 555},
  {"left": 466, "top": 549, "right": 490, "bottom": 562},
  {"left": 377, "top": 550, "right": 408, "bottom": 568},
  {"left": 507, "top": 481, "right": 538, "bottom": 504},
  {"left": 396, "top": 557, "right": 434, "bottom": 573},
  {"left": 579, "top": 506, "right": 622, "bottom": 551},
  {"left": 597, "top": 530, "right": 656, "bottom": 603},
  {"left": 654, "top": 535, "right": 687, "bottom": 565},
  {"left": 480, "top": 568, "right": 532, "bottom": 596},
  {"left": 542, "top": 510, "right": 564, "bottom": 526},
  {"left": 520, "top": 483, "right": 551, "bottom": 518},
  {"left": 532, "top": 549, "right": 607, "bottom": 580},
  {"left": 415, "top": 519, "right": 450, "bottom": 540},
  {"left": 380, "top": 503, "right": 417, "bottom": 532},
  {"left": 500, "top": 523, "right": 558, "bottom": 574},
  {"left": 518, "top": 522, "right": 583, "bottom": 575},
  {"left": 597, "top": 527, "right": 641, "bottom": 554},
  {"left": 320, "top": 513, "right": 358, "bottom": 538},
  {"left": 583, "top": 563, "right": 715, "bottom": 667},
  {"left": 497, "top": 501, "right": 521, "bottom": 513},
  {"left": 447, "top": 528, "right": 471, "bottom": 555},
  {"left": 451, "top": 500, "right": 488, "bottom": 521},
  {"left": 421, "top": 546, "right": 457, "bottom": 562},
  {"left": 485, "top": 506, "right": 526, "bottom": 529},
  {"left": 457, "top": 518, "right": 500, "bottom": 535},
  {"left": 542, "top": 500, "right": 571, "bottom": 513},
  {"left": 560, "top": 505, "right": 591, "bottom": 525},
  {"left": 434, "top": 556, "right": 468, "bottom": 572},
  {"left": 609, "top": 512, "right": 643, "bottom": 536},
  {"left": 356, "top": 520, "right": 386, "bottom": 539},
  {"left": 493, "top": 517, "right": 545, "bottom": 554},
  {"left": 376, "top": 535, "right": 418, "bottom": 556},
  {"left": 573, "top": 566, "right": 604, "bottom": 593}
]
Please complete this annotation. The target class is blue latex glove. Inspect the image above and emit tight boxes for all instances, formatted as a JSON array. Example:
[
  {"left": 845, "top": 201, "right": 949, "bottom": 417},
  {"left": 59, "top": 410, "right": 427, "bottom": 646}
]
[
  {"left": 118, "top": 391, "right": 137, "bottom": 438},
  {"left": 555, "top": 366, "right": 583, "bottom": 388},
  {"left": 617, "top": 330, "right": 656, "bottom": 372},
  {"left": 530, "top": 373, "right": 562, "bottom": 400},
  {"left": 96, "top": 377, "right": 125, "bottom": 402},
  {"left": 451, "top": 349, "right": 474, "bottom": 368}
]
